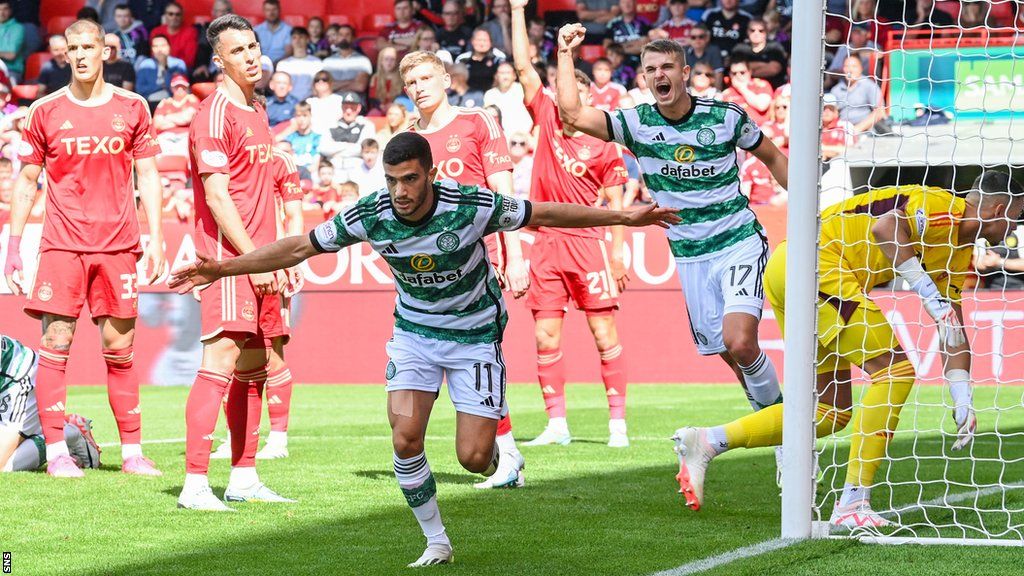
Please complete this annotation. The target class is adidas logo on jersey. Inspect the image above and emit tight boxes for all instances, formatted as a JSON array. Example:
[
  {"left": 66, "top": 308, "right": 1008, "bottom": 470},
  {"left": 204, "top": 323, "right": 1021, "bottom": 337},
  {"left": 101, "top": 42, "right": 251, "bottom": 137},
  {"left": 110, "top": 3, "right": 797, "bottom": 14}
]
[
  {"left": 735, "top": 289, "right": 749, "bottom": 296},
  {"left": 245, "top": 127, "right": 254, "bottom": 138},
  {"left": 480, "top": 397, "right": 497, "bottom": 408},
  {"left": 652, "top": 132, "right": 666, "bottom": 142},
  {"left": 60, "top": 120, "right": 74, "bottom": 130},
  {"left": 382, "top": 244, "right": 399, "bottom": 255},
  {"left": 45, "top": 402, "right": 66, "bottom": 412}
]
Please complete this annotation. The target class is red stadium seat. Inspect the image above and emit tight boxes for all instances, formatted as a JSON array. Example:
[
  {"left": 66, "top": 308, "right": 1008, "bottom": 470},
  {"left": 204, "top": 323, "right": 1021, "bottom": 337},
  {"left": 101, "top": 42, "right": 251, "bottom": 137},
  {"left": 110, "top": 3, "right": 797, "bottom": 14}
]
[
  {"left": 358, "top": 0, "right": 395, "bottom": 15},
  {"left": 191, "top": 82, "right": 217, "bottom": 100},
  {"left": 282, "top": 14, "right": 308, "bottom": 27},
  {"left": 536, "top": 0, "right": 579, "bottom": 15},
  {"left": 178, "top": 0, "right": 215, "bottom": 19},
  {"left": 24, "top": 53, "right": 53, "bottom": 83},
  {"left": 327, "top": 14, "right": 353, "bottom": 26},
  {"left": 363, "top": 13, "right": 394, "bottom": 33},
  {"left": 356, "top": 37, "right": 380, "bottom": 64},
  {"left": 232, "top": 0, "right": 267, "bottom": 14},
  {"left": 580, "top": 45, "right": 605, "bottom": 63},
  {"left": 281, "top": 0, "right": 327, "bottom": 15},
  {"left": 39, "top": 0, "right": 82, "bottom": 30},
  {"left": 46, "top": 15, "right": 77, "bottom": 35},
  {"left": 11, "top": 84, "right": 40, "bottom": 102}
]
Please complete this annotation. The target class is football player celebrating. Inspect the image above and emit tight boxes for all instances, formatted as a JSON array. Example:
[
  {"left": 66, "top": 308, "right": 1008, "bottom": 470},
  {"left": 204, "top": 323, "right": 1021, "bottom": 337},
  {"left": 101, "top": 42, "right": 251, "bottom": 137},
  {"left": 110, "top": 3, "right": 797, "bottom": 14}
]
[{"left": 3, "top": 18, "right": 165, "bottom": 478}]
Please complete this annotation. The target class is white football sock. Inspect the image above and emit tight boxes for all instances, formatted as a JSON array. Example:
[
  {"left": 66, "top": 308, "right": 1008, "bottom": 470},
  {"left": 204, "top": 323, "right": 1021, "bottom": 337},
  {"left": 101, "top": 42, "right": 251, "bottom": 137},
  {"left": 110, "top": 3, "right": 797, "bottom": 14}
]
[
  {"left": 548, "top": 417, "right": 569, "bottom": 434},
  {"left": 183, "top": 473, "right": 210, "bottom": 492},
  {"left": 706, "top": 426, "right": 729, "bottom": 455},
  {"left": 45, "top": 440, "right": 70, "bottom": 461},
  {"left": 495, "top": 431, "right": 518, "bottom": 455},
  {"left": 122, "top": 443, "right": 142, "bottom": 460},
  {"left": 740, "top": 351, "right": 782, "bottom": 410},
  {"left": 608, "top": 418, "right": 626, "bottom": 435},
  {"left": 267, "top": 430, "right": 288, "bottom": 446},
  {"left": 228, "top": 466, "right": 260, "bottom": 489},
  {"left": 839, "top": 482, "right": 871, "bottom": 507},
  {"left": 395, "top": 452, "right": 449, "bottom": 547}
]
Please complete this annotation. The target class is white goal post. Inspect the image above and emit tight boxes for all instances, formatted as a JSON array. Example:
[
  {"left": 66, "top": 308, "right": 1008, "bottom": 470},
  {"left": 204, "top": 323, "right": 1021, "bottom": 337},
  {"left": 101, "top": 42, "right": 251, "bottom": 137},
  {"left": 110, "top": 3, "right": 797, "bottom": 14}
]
[{"left": 781, "top": 0, "right": 1024, "bottom": 546}]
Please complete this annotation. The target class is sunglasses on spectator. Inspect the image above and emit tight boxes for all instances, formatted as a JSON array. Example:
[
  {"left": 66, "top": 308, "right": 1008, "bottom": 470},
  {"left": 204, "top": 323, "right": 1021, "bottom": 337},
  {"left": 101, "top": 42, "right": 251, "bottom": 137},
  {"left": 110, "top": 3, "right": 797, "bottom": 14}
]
[
  {"left": 315, "top": 77, "right": 330, "bottom": 82},
  {"left": 690, "top": 34, "right": 707, "bottom": 40}
]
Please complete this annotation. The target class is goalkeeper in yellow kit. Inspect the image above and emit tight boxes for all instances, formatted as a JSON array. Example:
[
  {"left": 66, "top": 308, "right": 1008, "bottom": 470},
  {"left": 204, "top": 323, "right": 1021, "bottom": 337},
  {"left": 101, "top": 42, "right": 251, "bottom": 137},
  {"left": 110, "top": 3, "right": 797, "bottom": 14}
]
[{"left": 672, "top": 171, "right": 1024, "bottom": 528}]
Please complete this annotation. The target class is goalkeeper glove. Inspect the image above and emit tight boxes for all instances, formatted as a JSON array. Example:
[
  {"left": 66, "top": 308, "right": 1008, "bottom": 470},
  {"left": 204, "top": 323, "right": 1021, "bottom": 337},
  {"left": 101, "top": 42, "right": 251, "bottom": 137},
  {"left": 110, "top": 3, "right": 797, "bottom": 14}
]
[
  {"left": 895, "top": 257, "right": 966, "bottom": 348},
  {"left": 947, "top": 369, "right": 976, "bottom": 451}
]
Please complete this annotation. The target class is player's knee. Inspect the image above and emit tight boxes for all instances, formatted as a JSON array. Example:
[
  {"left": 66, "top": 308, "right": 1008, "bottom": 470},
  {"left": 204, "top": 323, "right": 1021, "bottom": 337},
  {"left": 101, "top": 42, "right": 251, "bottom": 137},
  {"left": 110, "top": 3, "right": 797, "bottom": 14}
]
[
  {"left": 41, "top": 320, "right": 76, "bottom": 350},
  {"left": 456, "top": 444, "right": 492, "bottom": 474},
  {"left": 392, "top": 432, "right": 424, "bottom": 459},
  {"left": 724, "top": 333, "right": 760, "bottom": 366},
  {"left": 534, "top": 324, "right": 561, "bottom": 351}
]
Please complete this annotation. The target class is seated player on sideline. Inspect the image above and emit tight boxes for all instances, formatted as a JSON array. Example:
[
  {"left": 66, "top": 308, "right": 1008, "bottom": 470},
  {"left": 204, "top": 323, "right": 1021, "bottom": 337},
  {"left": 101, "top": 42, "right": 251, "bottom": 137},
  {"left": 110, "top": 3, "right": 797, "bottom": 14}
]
[
  {"left": 673, "top": 172, "right": 1024, "bottom": 529},
  {"left": 169, "top": 132, "right": 680, "bottom": 567},
  {"left": 1, "top": 334, "right": 101, "bottom": 473}
]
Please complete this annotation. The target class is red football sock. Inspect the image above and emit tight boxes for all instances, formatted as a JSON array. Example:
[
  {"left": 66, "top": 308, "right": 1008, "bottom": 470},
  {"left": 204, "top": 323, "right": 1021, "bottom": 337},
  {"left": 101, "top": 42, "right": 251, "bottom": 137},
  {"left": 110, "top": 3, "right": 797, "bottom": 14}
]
[
  {"left": 496, "top": 414, "right": 513, "bottom": 436},
  {"left": 185, "top": 369, "right": 232, "bottom": 474},
  {"left": 227, "top": 367, "right": 267, "bottom": 468},
  {"left": 103, "top": 347, "right": 141, "bottom": 444},
  {"left": 265, "top": 366, "right": 294, "bottom": 433},
  {"left": 36, "top": 347, "right": 70, "bottom": 446},
  {"left": 537, "top": 347, "right": 567, "bottom": 418},
  {"left": 600, "top": 344, "right": 627, "bottom": 420}
]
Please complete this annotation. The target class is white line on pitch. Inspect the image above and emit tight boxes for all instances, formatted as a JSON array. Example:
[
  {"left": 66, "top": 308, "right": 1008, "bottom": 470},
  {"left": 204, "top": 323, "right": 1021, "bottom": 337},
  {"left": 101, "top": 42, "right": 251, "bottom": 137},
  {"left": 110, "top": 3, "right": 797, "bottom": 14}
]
[
  {"left": 97, "top": 437, "right": 186, "bottom": 448},
  {"left": 647, "top": 538, "right": 800, "bottom": 576}
]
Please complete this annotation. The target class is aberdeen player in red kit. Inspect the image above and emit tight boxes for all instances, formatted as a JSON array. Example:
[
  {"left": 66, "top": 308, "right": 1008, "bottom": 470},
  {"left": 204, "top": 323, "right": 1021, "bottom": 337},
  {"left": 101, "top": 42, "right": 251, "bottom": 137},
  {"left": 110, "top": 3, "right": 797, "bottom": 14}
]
[
  {"left": 3, "top": 19, "right": 166, "bottom": 478},
  {"left": 177, "top": 15, "right": 294, "bottom": 511},
  {"left": 511, "top": 1, "right": 632, "bottom": 447},
  {"left": 400, "top": 50, "right": 527, "bottom": 489}
]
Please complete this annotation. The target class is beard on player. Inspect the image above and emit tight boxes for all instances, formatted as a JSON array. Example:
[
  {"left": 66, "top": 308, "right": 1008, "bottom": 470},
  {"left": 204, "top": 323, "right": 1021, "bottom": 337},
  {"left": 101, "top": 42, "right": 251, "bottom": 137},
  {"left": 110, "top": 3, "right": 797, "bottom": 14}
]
[
  {"left": 385, "top": 159, "right": 438, "bottom": 219},
  {"left": 65, "top": 21, "right": 109, "bottom": 87}
]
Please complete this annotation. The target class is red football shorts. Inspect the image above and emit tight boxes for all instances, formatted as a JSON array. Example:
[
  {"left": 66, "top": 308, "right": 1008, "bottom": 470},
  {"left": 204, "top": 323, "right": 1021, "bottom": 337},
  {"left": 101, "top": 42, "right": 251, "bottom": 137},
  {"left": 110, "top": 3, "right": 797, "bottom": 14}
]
[
  {"left": 199, "top": 274, "right": 287, "bottom": 345},
  {"left": 25, "top": 250, "right": 139, "bottom": 321},
  {"left": 526, "top": 232, "right": 619, "bottom": 313}
]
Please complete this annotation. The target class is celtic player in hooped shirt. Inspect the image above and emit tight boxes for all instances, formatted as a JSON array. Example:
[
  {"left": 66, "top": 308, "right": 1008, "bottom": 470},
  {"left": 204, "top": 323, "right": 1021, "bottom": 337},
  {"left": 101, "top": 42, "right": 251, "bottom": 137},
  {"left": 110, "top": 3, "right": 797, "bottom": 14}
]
[
  {"left": 169, "top": 132, "right": 680, "bottom": 568},
  {"left": 555, "top": 28, "right": 794, "bottom": 496}
]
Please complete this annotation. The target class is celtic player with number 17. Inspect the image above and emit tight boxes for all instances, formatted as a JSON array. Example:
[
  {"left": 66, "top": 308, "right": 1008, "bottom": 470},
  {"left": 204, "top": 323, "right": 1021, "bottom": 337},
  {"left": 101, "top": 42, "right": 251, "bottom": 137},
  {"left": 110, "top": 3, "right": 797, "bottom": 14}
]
[
  {"left": 168, "top": 132, "right": 680, "bottom": 567},
  {"left": 555, "top": 27, "right": 792, "bottom": 502}
]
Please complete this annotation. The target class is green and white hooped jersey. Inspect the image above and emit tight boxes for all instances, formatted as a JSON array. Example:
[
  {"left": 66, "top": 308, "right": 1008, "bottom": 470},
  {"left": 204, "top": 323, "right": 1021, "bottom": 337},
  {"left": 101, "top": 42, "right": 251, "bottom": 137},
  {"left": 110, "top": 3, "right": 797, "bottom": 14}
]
[
  {"left": 606, "top": 99, "right": 765, "bottom": 262},
  {"left": 1, "top": 335, "right": 36, "bottom": 395},
  {"left": 310, "top": 179, "right": 532, "bottom": 344}
]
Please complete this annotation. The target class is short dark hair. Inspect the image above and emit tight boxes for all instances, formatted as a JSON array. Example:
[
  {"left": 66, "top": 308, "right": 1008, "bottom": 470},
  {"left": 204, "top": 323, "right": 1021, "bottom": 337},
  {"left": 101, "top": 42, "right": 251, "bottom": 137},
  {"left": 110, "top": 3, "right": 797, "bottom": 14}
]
[
  {"left": 294, "top": 100, "right": 311, "bottom": 113},
  {"left": 338, "top": 24, "right": 356, "bottom": 35},
  {"left": 593, "top": 57, "right": 612, "bottom": 68},
  {"left": 383, "top": 132, "right": 433, "bottom": 173},
  {"left": 319, "top": 158, "right": 334, "bottom": 170},
  {"left": 641, "top": 38, "right": 687, "bottom": 67},
  {"left": 362, "top": 139, "right": 380, "bottom": 151},
  {"left": 264, "top": 0, "right": 281, "bottom": 5},
  {"left": 207, "top": 14, "right": 254, "bottom": 49},
  {"left": 151, "top": 33, "right": 170, "bottom": 46},
  {"left": 974, "top": 171, "right": 1024, "bottom": 198},
  {"left": 76, "top": 7, "right": 101, "bottom": 23},
  {"left": 605, "top": 42, "right": 625, "bottom": 57},
  {"left": 574, "top": 69, "right": 592, "bottom": 86},
  {"left": 114, "top": 4, "right": 132, "bottom": 12},
  {"left": 395, "top": 0, "right": 413, "bottom": 6}
]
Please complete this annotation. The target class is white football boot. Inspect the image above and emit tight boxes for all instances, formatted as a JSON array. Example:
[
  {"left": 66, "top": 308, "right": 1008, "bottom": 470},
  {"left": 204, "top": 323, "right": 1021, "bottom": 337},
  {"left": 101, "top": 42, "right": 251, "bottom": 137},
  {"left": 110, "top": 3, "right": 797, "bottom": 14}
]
[
  {"left": 473, "top": 450, "right": 525, "bottom": 489},
  {"left": 672, "top": 427, "right": 716, "bottom": 511},
  {"left": 608, "top": 419, "right": 629, "bottom": 448},
  {"left": 178, "top": 485, "right": 235, "bottom": 512},
  {"left": 408, "top": 543, "right": 453, "bottom": 567},
  {"left": 224, "top": 482, "right": 297, "bottom": 503},
  {"left": 829, "top": 501, "right": 891, "bottom": 530},
  {"left": 523, "top": 425, "right": 571, "bottom": 447}
]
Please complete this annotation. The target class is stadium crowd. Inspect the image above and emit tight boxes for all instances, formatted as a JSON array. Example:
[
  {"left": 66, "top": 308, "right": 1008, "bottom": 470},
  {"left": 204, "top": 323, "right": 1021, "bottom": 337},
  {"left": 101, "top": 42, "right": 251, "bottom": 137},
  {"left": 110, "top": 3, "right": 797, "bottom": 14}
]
[{"left": 0, "top": 0, "right": 1021, "bottom": 283}]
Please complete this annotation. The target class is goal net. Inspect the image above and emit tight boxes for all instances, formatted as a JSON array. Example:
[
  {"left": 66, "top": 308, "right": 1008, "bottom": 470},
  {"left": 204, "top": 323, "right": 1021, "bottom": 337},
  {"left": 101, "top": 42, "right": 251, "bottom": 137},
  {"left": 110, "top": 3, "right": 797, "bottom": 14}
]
[{"left": 784, "top": 0, "right": 1024, "bottom": 545}]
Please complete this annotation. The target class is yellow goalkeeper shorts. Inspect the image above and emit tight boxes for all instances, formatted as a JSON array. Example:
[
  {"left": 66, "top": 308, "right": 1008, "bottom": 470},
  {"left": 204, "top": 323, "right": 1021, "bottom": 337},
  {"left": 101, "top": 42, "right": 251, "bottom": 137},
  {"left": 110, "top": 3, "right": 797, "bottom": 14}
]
[{"left": 765, "top": 242, "right": 901, "bottom": 375}]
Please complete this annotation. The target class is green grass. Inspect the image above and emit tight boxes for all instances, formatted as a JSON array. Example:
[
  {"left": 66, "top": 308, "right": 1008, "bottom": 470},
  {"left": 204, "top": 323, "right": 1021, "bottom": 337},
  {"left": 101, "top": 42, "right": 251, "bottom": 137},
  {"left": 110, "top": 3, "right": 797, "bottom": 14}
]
[{"left": 3, "top": 383, "right": 1023, "bottom": 576}]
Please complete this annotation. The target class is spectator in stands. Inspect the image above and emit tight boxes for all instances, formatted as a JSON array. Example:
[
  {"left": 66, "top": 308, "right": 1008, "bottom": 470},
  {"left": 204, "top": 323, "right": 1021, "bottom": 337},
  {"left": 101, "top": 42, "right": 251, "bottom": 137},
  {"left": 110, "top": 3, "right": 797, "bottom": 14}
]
[
  {"left": 193, "top": 0, "right": 233, "bottom": 80},
  {"left": 684, "top": 24, "right": 723, "bottom": 87},
  {"left": 36, "top": 36, "right": 71, "bottom": 97},
  {"left": 683, "top": 0, "right": 708, "bottom": 21},
  {"left": 605, "top": 43, "right": 636, "bottom": 88},
  {"left": 413, "top": 26, "right": 440, "bottom": 53},
  {"left": 267, "top": 72, "right": 300, "bottom": 126},
  {"left": 484, "top": 62, "right": 531, "bottom": 133},
  {"left": 479, "top": 0, "right": 513, "bottom": 54},
  {"left": 627, "top": 71, "right": 655, "bottom": 104},
  {"left": 319, "top": 91, "right": 376, "bottom": 176},
  {"left": 905, "top": 0, "right": 955, "bottom": 28},
  {"left": 152, "top": 74, "right": 198, "bottom": 156},
  {"left": 830, "top": 54, "right": 887, "bottom": 135},
  {"left": 437, "top": 1, "right": 474, "bottom": 58},
  {"left": 87, "top": 0, "right": 121, "bottom": 30},
  {"left": 282, "top": 101, "right": 321, "bottom": 175},
  {"left": 702, "top": 0, "right": 752, "bottom": 59},
  {"left": 322, "top": 25, "right": 372, "bottom": 97},
  {"left": 0, "top": 1, "right": 25, "bottom": 83},
  {"left": 590, "top": 59, "right": 627, "bottom": 112},
  {"left": 103, "top": 33, "right": 136, "bottom": 91},
  {"left": 739, "top": 152, "right": 780, "bottom": 205},
  {"left": 307, "top": 17, "right": 328, "bottom": 57},
  {"left": 447, "top": 62, "right": 484, "bottom": 107},
  {"left": 322, "top": 24, "right": 342, "bottom": 56},
  {"left": 959, "top": 2, "right": 1000, "bottom": 29},
  {"left": 150, "top": 1, "right": 198, "bottom": 70},
  {"left": 77, "top": 6, "right": 103, "bottom": 24},
  {"left": 508, "top": 131, "right": 532, "bottom": 200},
  {"left": 380, "top": 0, "right": 425, "bottom": 51},
  {"left": 730, "top": 18, "right": 788, "bottom": 90},
  {"left": 369, "top": 46, "right": 404, "bottom": 115},
  {"left": 819, "top": 94, "right": 855, "bottom": 161},
  {"left": 528, "top": 17, "right": 556, "bottom": 63},
  {"left": 826, "top": 23, "right": 878, "bottom": 90},
  {"left": 761, "top": 92, "right": 789, "bottom": 154},
  {"left": 336, "top": 181, "right": 360, "bottom": 208},
  {"left": 309, "top": 160, "right": 341, "bottom": 211},
  {"left": 376, "top": 103, "right": 407, "bottom": 148},
  {"left": 721, "top": 59, "right": 772, "bottom": 125},
  {"left": 276, "top": 28, "right": 323, "bottom": 101},
  {"left": 606, "top": 0, "right": 651, "bottom": 69},
  {"left": 129, "top": 0, "right": 169, "bottom": 30},
  {"left": 651, "top": 0, "right": 696, "bottom": 43},
  {"left": 349, "top": 139, "right": 386, "bottom": 191},
  {"left": 577, "top": 0, "right": 622, "bottom": 37},
  {"left": 687, "top": 60, "right": 719, "bottom": 99},
  {"left": 455, "top": 29, "right": 506, "bottom": 94},
  {"left": 975, "top": 234, "right": 1024, "bottom": 290},
  {"left": 135, "top": 35, "right": 187, "bottom": 105},
  {"left": 111, "top": 4, "right": 149, "bottom": 66},
  {"left": 634, "top": 0, "right": 664, "bottom": 25},
  {"left": 255, "top": 0, "right": 293, "bottom": 64},
  {"left": 307, "top": 71, "right": 345, "bottom": 132}
]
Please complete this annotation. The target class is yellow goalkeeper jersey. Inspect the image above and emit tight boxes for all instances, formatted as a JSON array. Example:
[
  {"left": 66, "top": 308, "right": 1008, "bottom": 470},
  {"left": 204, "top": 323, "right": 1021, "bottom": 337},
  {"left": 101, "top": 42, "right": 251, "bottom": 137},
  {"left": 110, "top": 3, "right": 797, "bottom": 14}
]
[{"left": 818, "top": 185, "right": 972, "bottom": 303}]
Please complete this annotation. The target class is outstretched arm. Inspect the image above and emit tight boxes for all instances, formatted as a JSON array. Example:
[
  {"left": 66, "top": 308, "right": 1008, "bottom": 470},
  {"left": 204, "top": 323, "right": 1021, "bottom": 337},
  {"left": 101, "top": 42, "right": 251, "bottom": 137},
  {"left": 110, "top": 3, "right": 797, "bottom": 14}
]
[
  {"left": 511, "top": 0, "right": 543, "bottom": 103},
  {"left": 555, "top": 23, "right": 612, "bottom": 141},
  {"left": 528, "top": 201, "right": 680, "bottom": 229},
  {"left": 168, "top": 235, "right": 319, "bottom": 294}
]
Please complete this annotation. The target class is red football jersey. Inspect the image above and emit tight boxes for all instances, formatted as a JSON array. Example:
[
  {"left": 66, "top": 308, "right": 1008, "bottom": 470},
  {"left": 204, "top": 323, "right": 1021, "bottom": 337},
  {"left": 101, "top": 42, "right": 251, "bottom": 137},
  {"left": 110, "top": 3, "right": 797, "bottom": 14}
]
[
  {"left": 722, "top": 79, "right": 775, "bottom": 126},
  {"left": 740, "top": 155, "right": 775, "bottom": 205},
  {"left": 528, "top": 91, "right": 627, "bottom": 239},
  {"left": 189, "top": 90, "right": 276, "bottom": 259},
  {"left": 407, "top": 107, "right": 513, "bottom": 186},
  {"left": 271, "top": 149, "right": 304, "bottom": 203},
  {"left": 590, "top": 82, "right": 626, "bottom": 113},
  {"left": 19, "top": 86, "right": 160, "bottom": 254}
]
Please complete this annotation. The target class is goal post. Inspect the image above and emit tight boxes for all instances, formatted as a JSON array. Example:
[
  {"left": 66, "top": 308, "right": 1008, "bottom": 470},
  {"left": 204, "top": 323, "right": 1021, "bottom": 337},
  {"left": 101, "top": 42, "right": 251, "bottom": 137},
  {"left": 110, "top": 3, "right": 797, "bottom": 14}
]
[{"left": 782, "top": 0, "right": 1024, "bottom": 546}]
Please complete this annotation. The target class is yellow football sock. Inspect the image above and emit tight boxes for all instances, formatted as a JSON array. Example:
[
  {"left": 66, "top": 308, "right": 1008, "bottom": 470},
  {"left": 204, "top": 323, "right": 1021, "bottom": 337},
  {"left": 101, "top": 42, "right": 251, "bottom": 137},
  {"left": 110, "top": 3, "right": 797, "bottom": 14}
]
[
  {"left": 846, "top": 360, "right": 916, "bottom": 486},
  {"left": 722, "top": 402, "right": 853, "bottom": 449}
]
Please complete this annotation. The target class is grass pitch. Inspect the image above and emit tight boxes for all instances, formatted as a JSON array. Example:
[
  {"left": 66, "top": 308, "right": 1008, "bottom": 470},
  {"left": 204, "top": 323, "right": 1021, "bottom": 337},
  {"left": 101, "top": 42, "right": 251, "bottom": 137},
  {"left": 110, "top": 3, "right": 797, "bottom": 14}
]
[{"left": 3, "top": 383, "right": 1023, "bottom": 575}]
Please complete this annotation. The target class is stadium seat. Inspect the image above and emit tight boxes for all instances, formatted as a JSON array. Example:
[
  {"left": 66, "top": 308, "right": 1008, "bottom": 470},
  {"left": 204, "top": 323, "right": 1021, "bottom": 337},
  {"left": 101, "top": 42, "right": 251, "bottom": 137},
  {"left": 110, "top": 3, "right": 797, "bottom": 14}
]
[
  {"left": 357, "top": 0, "right": 396, "bottom": 15},
  {"left": 46, "top": 15, "right": 77, "bottom": 35},
  {"left": 327, "top": 14, "right": 353, "bottom": 26},
  {"left": 580, "top": 45, "right": 605, "bottom": 63},
  {"left": 11, "top": 84, "right": 40, "bottom": 102},
  {"left": 536, "top": 0, "right": 579, "bottom": 15},
  {"left": 191, "top": 82, "right": 217, "bottom": 100},
  {"left": 356, "top": 37, "right": 380, "bottom": 64},
  {"left": 39, "top": 0, "right": 81, "bottom": 30},
  {"left": 281, "top": 0, "right": 327, "bottom": 15},
  {"left": 178, "top": 0, "right": 215, "bottom": 19},
  {"left": 363, "top": 13, "right": 394, "bottom": 33},
  {"left": 24, "top": 53, "right": 53, "bottom": 83},
  {"left": 232, "top": 0, "right": 267, "bottom": 14},
  {"left": 282, "top": 14, "right": 308, "bottom": 27}
]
